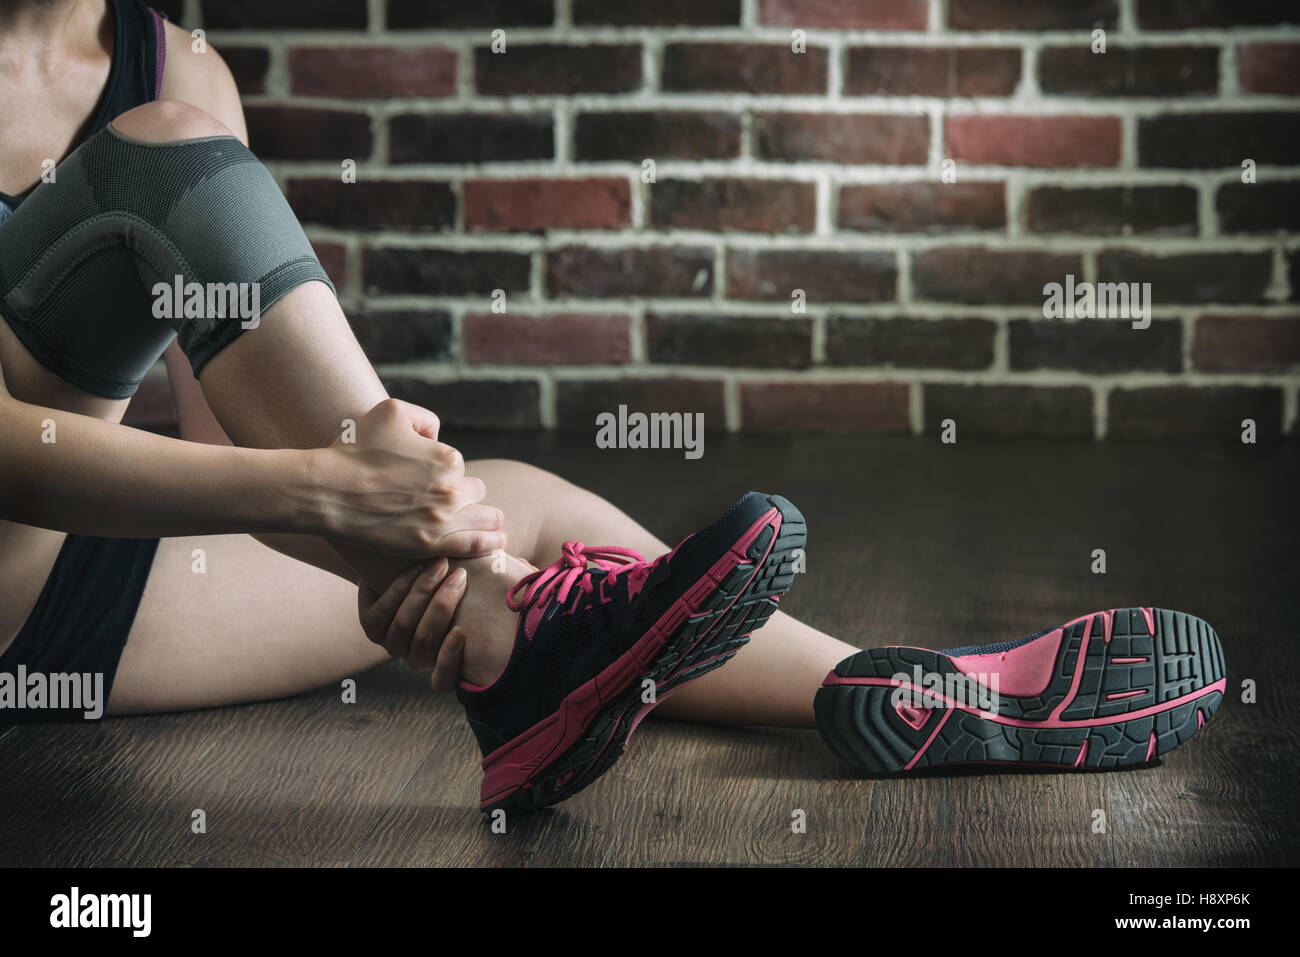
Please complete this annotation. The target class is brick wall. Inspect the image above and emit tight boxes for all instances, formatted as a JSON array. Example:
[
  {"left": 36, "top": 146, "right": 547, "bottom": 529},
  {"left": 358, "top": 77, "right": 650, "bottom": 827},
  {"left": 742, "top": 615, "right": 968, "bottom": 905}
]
[{"left": 149, "top": 0, "right": 1300, "bottom": 438}]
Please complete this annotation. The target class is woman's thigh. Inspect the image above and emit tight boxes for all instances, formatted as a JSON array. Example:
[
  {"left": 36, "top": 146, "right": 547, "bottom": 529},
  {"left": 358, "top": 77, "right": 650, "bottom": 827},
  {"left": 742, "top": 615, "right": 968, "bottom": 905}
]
[{"left": 110, "top": 533, "right": 388, "bottom": 714}]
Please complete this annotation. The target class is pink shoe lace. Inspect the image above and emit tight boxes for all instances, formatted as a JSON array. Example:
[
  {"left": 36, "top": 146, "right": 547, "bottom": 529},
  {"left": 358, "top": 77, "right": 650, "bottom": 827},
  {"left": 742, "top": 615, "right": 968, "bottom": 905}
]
[{"left": 506, "top": 541, "right": 665, "bottom": 612}]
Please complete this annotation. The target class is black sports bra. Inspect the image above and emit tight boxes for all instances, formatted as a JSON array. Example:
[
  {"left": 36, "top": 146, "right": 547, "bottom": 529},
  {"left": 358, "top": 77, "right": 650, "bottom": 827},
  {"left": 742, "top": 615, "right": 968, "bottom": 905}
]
[{"left": 0, "top": 0, "right": 165, "bottom": 220}]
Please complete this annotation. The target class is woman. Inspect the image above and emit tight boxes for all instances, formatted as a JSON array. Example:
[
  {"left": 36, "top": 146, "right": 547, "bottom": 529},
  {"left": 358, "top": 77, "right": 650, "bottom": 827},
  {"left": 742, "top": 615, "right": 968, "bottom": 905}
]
[{"left": 0, "top": 0, "right": 1224, "bottom": 814}]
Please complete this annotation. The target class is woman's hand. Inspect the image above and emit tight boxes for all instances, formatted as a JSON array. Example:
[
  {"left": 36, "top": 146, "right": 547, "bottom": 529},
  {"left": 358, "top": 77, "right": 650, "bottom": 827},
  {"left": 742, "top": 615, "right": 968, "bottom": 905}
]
[
  {"left": 308, "top": 398, "right": 506, "bottom": 559},
  {"left": 358, "top": 558, "right": 469, "bottom": 690}
]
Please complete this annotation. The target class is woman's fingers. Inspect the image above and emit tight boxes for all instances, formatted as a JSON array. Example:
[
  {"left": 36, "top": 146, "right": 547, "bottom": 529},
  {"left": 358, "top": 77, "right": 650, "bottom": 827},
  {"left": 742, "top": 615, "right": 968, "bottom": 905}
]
[
  {"left": 430, "top": 627, "right": 467, "bottom": 693},
  {"left": 409, "top": 567, "right": 468, "bottom": 672},
  {"left": 358, "top": 562, "right": 423, "bottom": 643},
  {"left": 383, "top": 558, "right": 450, "bottom": 660}
]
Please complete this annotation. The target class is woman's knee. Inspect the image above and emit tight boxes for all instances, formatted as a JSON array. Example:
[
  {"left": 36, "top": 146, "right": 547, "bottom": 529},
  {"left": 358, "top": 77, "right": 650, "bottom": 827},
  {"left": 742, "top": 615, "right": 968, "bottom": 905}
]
[{"left": 109, "top": 99, "right": 232, "bottom": 145}]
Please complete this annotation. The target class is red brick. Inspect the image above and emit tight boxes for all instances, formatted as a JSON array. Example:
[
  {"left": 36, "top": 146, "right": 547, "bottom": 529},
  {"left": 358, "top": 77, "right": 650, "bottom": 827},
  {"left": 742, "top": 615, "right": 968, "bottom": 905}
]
[
  {"left": 924, "top": 385, "right": 1093, "bottom": 437},
  {"left": 950, "top": 0, "right": 1118, "bottom": 30},
  {"left": 574, "top": 112, "right": 741, "bottom": 161},
  {"left": 1008, "top": 319, "right": 1182, "bottom": 372},
  {"left": 547, "top": 246, "right": 715, "bottom": 298},
  {"left": 827, "top": 316, "right": 996, "bottom": 370},
  {"left": 1136, "top": 1, "right": 1298, "bottom": 29},
  {"left": 289, "top": 47, "right": 456, "bottom": 99},
  {"left": 1239, "top": 43, "right": 1300, "bottom": 94},
  {"left": 946, "top": 116, "right": 1121, "bottom": 168},
  {"left": 727, "top": 249, "right": 897, "bottom": 302},
  {"left": 311, "top": 241, "right": 348, "bottom": 294},
  {"left": 1108, "top": 386, "right": 1283, "bottom": 439},
  {"left": 913, "top": 248, "right": 1081, "bottom": 304},
  {"left": 759, "top": 0, "right": 927, "bottom": 29},
  {"left": 244, "top": 106, "right": 373, "bottom": 160},
  {"left": 363, "top": 248, "right": 531, "bottom": 296},
  {"left": 1038, "top": 46, "right": 1217, "bottom": 97},
  {"left": 556, "top": 378, "right": 726, "bottom": 431},
  {"left": 839, "top": 182, "right": 1006, "bottom": 233},
  {"left": 464, "top": 313, "right": 632, "bottom": 365},
  {"left": 388, "top": 0, "right": 553, "bottom": 28},
  {"left": 383, "top": 377, "right": 541, "bottom": 430},
  {"left": 1193, "top": 315, "right": 1300, "bottom": 371},
  {"left": 662, "top": 44, "right": 828, "bottom": 94},
  {"left": 464, "top": 178, "right": 632, "bottom": 232},
  {"left": 755, "top": 113, "right": 929, "bottom": 165},
  {"left": 845, "top": 47, "right": 1020, "bottom": 97},
  {"left": 741, "top": 382, "right": 911, "bottom": 433},
  {"left": 475, "top": 45, "right": 641, "bottom": 95},
  {"left": 289, "top": 179, "right": 455, "bottom": 231},
  {"left": 573, "top": 0, "right": 739, "bottom": 25},
  {"left": 650, "top": 179, "right": 816, "bottom": 233},
  {"left": 646, "top": 314, "right": 813, "bottom": 369}
]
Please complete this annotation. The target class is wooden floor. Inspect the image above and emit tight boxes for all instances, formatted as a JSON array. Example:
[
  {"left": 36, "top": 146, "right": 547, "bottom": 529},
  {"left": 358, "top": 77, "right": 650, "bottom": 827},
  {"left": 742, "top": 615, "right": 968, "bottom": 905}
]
[{"left": 2, "top": 433, "right": 1296, "bottom": 867}]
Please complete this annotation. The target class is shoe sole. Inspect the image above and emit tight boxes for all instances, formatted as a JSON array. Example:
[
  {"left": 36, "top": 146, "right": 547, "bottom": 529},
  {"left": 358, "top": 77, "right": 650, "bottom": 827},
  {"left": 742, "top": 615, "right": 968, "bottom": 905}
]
[
  {"left": 479, "top": 494, "right": 807, "bottom": 815},
  {"left": 815, "top": 608, "right": 1226, "bottom": 773}
]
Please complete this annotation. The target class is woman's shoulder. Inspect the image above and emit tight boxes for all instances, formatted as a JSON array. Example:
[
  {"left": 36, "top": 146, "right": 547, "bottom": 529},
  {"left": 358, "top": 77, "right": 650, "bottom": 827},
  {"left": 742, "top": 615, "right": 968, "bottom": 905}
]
[{"left": 155, "top": 16, "right": 248, "bottom": 143}]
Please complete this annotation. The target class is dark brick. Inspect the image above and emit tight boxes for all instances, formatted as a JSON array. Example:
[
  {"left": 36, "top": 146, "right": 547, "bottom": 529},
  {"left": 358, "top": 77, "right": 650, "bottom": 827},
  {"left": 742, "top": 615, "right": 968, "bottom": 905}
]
[
  {"left": 288, "top": 179, "right": 455, "bottom": 231},
  {"left": 363, "top": 248, "right": 531, "bottom": 296},
  {"left": 573, "top": 0, "right": 740, "bottom": 25},
  {"left": 348, "top": 309, "right": 452, "bottom": 363},
  {"left": 289, "top": 47, "right": 457, "bottom": 99},
  {"left": 205, "top": 0, "right": 367, "bottom": 29},
  {"left": 1136, "top": 1, "right": 1299, "bottom": 29},
  {"left": 556, "top": 378, "right": 727, "bottom": 431},
  {"left": 759, "top": 0, "right": 927, "bottom": 29},
  {"left": 1008, "top": 318, "right": 1182, "bottom": 372},
  {"left": 741, "top": 382, "right": 911, "bottom": 433},
  {"left": 1216, "top": 182, "right": 1300, "bottom": 233},
  {"left": 646, "top": 314, "right": 813, "bottom": 369},
  {"left": 547, "top": 246, "right": 714, "bottom": 298},
  {"left": 1139, "top": 112, "right": 1300, "bottom": 168},
  {"left": 390, "top": 113, "right": 553, "bottom": 164},
  {"left": 464, "top": 178, "right": 632, "bottom": 232},
  {"left": 826, "top": 316, "right": 996, "bottom": 369},
  {"left": 1291, "top": 250, "right": 1300, "bottom": 302},
  {"left": 924, "top": 385, "right": 1093, "bottom": 437},
  {"left": 1096, "top": 251, "right": 1273, "bottom": 303},
  {"left": 845, "top": 46, "right": 1020, "bottom": 96},
  {"left": 756, "top": 113, "right": 929, "bottom": 164},
  {"left": 1109, "top": 386, "right": 1283, "bottom": 439},
  {"left": 574, "top": 112, "right": 741, "bottom": 161},
  {"left": 1193, "top": 315, "right": 1300, "bottom": 371},
  {"left": 662, "top": 44, "right": 828, "bottom": 94},
  {"left": 913, "top": 249, "right": 1082, "bottom": 304},
  {"left": 839, "top": 182, "right": 1006, "bottom": 233},
  {"left": 475, "top": 45, "right": 641, "bottom": 95},
  {"left": 1038, "top": 46, "right": 1218, "bottom": 97},
  {"left": 650, "top": 179, "right": 816, "bottom": 233},
  {"left": 727, "top": 249, "right": 897, "bottom": 302},
  {"left": 387, "top": 0, "right": 553, "bottom": 28},
  {"left": 947, "top": 115, "right": 1121, "bottom": 167},
  {"left": 464, "top": 313, "right": 632, "bottom": 365},
  {"left": 221, "top": 47, "right": 270, "bottom": 96},
  {"left": 1026, "top": 186, "right": 1198, "bottom": 235},
  {"left": 383, "top": 377, "right": 542, "bottom": 430},
  {"left": 1239, "top": 43, "right": 1300, "bottom": 95},
  {"left": 244, "top": 106, "right": 372, "bottom": 160},
  {"left": 311, "top": 241, "right": 348, "bottom": 294},
  {"left": 949, "top": 0, "right": 1118, "bottom": 30}
]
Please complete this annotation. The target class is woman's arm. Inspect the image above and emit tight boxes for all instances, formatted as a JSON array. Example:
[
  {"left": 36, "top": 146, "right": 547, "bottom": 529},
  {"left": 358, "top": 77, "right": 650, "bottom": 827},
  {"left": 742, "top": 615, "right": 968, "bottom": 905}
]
[{"left": 1, "top": 391, "right": 316, "bottom": 538}]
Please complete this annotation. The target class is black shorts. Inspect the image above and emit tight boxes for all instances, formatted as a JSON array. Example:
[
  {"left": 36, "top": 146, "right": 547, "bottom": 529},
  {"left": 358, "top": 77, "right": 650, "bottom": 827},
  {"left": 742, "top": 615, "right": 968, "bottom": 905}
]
[{"left": 0, "top": 534, "right": 158, "bottom": 724}]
